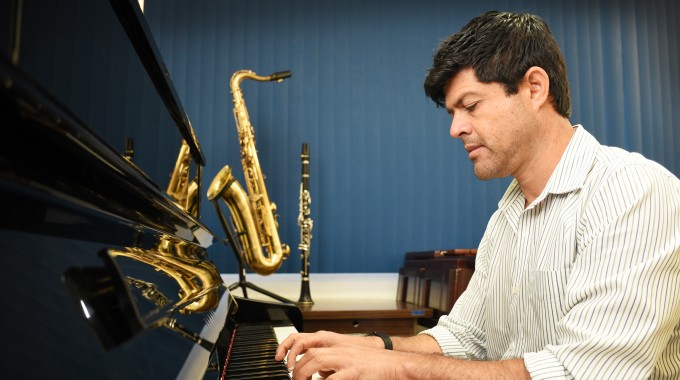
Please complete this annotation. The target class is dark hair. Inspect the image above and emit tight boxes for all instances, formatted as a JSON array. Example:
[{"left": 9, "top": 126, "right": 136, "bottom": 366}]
[{"left": 423, "top": 11, "right": 571, "bottom": 118}]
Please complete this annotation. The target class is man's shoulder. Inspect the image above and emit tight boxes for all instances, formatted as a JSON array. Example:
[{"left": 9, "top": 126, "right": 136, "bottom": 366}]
[
  {"left": 570, "top": 127, "right": 677, "bottom": 186},
  {"left": 591, "top": 145, "right": 679, "bottom": 187},
  {"left": 574, "top": 145, "right": 680, "bottom": 227}
]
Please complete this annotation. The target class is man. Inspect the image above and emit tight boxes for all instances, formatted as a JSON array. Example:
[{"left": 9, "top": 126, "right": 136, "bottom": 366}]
[{"left": 276, "top": 11, "right": 680, "bottom": 379}]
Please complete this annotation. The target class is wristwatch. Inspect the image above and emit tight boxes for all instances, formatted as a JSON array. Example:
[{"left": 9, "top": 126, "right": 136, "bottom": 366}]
[{"left": 366, "top": 331, "right": 393, "bottom": 350}]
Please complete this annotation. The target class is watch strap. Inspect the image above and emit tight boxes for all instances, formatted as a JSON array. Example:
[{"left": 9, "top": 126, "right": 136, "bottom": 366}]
[{"left": 367, "top": 331, "right": 393, "bottom": 350}]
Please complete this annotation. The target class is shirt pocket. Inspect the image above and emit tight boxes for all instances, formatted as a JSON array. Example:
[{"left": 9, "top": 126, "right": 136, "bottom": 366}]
[
  {"left": 528, "top": 269, "right": 568, "bottom": 304},
  {"left": 526, "top": 269, "right": 570, "bottom": 342}
]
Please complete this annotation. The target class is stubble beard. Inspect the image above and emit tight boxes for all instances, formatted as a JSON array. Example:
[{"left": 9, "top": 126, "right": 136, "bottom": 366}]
[
  {"left": 471, "top": 148, "right": 512, "bottom": 181},
  {"left": 473, "top": 159, "right": 500, "bottom": 181}
]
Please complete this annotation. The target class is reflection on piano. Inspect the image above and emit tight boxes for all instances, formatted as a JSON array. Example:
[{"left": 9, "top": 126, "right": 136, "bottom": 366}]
[{"left": 0, "top": 0, "right": 303, "bottom": 378}]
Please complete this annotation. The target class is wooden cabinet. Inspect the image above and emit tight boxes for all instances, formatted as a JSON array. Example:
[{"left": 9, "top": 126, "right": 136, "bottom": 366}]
[
  {"left": 397, "top": 249, "right": 476, "bottom": 326},
  {"left": 300, "top": 299, "right": 432, "bottom": 336}
]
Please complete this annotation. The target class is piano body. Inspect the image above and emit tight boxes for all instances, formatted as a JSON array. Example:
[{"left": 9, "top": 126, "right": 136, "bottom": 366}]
[{"left": 0, "top": 0, "right": 301, "bottom": 378}]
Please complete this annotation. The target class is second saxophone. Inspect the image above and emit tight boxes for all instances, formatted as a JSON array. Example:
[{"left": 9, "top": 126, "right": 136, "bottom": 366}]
[{"left": 208, "top": 70, "right": 291, "bottom": 275}]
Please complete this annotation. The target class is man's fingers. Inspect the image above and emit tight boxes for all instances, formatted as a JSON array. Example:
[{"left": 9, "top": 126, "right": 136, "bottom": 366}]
[
  {"left": 275, "top": 333, "right": 313, "bottom": 369},
  {"left": 275, "top": 345, "right": 286, "bottom": 361},
  {"left": 286, "top": 351, "right": 299, "bottom": 369},
  {"left": 275, "top": 333, "right": 296, "bottom": 361},
  {"left": 292, "top": 347, "right": 348, "bottom": 380}
]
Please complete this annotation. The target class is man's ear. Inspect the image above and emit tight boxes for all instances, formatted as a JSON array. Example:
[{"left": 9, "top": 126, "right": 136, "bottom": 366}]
[{"left": 524, "top": 66, "right": 550, "bottom": 110}]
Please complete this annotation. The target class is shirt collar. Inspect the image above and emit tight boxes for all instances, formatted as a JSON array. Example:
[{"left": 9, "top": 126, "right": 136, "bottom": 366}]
[{"left": 498, "top": 125, "right": 599, "bottom": 211}]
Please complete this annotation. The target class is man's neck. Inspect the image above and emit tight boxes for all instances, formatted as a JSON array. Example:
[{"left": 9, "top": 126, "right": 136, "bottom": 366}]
[{"left": 516, "top": 118, "right": 575, "bottom": 207}]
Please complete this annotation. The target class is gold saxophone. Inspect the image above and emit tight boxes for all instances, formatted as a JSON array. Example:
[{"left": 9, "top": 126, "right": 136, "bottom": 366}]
[
  {"left": 110, "top": 139, "right": 222, "bottom": 316},
  {"left": 166, "top": 139, "right": 200, "bottom": 217},
  {"left": 207, "top": 69, "right": 291, "bottom": 275},
  {"left": 160, "top": 139, "right": 222, "bottom": 313},
  {"left": 109, "top": 243, "right": 221, "bottom": 315},
  {"left": 106, "top": 138, "right": 223, "bottom": 316}
]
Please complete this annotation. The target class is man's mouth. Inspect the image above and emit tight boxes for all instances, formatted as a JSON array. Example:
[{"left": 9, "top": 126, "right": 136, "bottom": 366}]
[{"left": 464, "top": 144, "right": 482, "bottom": 158}]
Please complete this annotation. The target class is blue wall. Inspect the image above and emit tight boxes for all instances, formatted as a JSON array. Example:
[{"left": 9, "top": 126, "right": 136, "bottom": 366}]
[{"left": 144, "top": 0, "right": 680, "bottom": 274}]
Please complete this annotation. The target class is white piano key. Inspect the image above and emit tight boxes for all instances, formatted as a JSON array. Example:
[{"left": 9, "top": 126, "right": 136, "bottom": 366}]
[{"left": 273, "top": 325, "right": 325, "bottom": 379}]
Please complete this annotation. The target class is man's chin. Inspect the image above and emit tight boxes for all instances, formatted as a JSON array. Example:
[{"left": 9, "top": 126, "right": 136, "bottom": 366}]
[
  {"left": 474, "top": 172, "right": 494, "bottom": 181},
  {"left": 473, "top": 164, "right": 502, "bottom": 181}
]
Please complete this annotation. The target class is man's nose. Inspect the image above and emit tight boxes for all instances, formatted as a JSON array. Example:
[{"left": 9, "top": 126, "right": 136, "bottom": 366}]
[{"left": 450, "top": 115, "right": 470, "bottom": 138}]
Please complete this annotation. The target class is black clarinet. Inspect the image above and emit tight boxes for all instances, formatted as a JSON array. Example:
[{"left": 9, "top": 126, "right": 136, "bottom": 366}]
[{"left": 297, "top": 142, "right": 314, "bottom": 305}]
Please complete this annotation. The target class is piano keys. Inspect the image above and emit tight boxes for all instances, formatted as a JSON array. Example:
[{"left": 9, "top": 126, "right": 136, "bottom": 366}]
[
  {"left": 222, "top": 324, "right": 292, "bottom": 379},
  {"left": 214, "top": 296, "right": 302, "bottom": 379},
  {"left": 273, "top": 326, "right": 327, "bottom": 380}
]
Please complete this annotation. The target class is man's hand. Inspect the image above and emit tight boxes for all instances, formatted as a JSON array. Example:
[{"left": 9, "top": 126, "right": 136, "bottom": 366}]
[
  {"left": 275, "top": 330, "right": 530, "bottom": 379},
  {"left": 275, "top": 330, "right": 384, "bottom": 369},
  {"left": 290, "top": 344, "right": 411, "bottom": 380}
]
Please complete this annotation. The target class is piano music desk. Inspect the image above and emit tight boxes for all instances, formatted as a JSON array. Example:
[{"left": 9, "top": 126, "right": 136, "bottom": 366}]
[{"left": 300, "top": 299, "right": 432, "bottom": 336}]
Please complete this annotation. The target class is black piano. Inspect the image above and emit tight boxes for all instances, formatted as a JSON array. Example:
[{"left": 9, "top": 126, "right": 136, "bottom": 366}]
[{"left": 0, "top": 0, "right": 300, "bottom": 378}]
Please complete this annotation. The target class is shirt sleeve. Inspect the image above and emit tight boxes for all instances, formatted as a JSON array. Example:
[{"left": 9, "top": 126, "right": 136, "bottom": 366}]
[
  {"left": 524, "top": 163, "right": 680, "bottom": 379},
  {"left": 418, "top": 219, "right": 495, "bottom": 360}
]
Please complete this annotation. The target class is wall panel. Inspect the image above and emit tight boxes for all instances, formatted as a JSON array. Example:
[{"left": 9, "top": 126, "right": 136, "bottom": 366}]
[{"left": 144, "top": 0, "right": 680, "bottom": 274}]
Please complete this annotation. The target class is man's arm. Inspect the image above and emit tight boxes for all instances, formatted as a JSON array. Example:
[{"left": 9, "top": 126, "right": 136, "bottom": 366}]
[
  {"left": 277, "top": 331, "right": 531, "bottom": 379},
  {"left": 391, "top": 334, "right": 443, "bottom": 353},
  {"left": 402, "top": 355, "right": 530, "bottom": 380},
  {"left": 392, "top": 335, "right": 532, "bottom": 379},
  {"left": 288, "top": 344, "right": 530, "bottom": 380},
  {"left": 275, "top": 331, "right": 443, "bottom": 367}
]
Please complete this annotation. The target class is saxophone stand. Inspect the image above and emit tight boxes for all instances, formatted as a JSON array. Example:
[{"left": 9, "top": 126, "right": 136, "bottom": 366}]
[{"left": 211, "top": 199, "right": 295, "bottom": 304}]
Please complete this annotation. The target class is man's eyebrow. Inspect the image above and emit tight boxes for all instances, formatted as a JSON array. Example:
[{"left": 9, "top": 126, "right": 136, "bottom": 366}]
[{"left": 446, "top": 91, "right": 481, "bottom": 115}]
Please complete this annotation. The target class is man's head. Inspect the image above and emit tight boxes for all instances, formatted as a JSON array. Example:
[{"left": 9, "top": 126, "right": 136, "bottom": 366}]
[{"left": 424, "top": 11, "right": 571, "bottom": 118}]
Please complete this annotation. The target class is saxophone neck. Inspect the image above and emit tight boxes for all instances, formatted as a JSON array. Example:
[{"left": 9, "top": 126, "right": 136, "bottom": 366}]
[
  {"left": 230, "top": 70, "right": 292, "bottom": 92},
  {"left": 230, "top": 70, "right": 292, "bottom": 130}
]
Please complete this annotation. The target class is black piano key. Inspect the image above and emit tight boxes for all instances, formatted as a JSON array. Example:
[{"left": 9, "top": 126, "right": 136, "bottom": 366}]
[
  {"left": 227, "top": 363, "right": 286, "bottom": 373},
  {"left": 227, "top": 358, "right": 283, "bottom": 368},
  {"left": 227, "top": 373, "right": 290, "bottom": 379},
  {"left": 226, "top": 367, "right": 290, "bottom": 379},
  {"left": 229, "top": 350, "right": 277, "bottom": 359},
  {"left": 222, "top": 323, "right": 291, "bottom": 379},
  {"left": 226, "top": 364, "right": 290, "bottom": 378}
]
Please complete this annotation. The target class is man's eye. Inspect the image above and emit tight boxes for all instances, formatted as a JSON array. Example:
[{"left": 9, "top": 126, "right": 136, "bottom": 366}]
[{"left": 465, "top": 102, "right": 478, "bottom": 112}]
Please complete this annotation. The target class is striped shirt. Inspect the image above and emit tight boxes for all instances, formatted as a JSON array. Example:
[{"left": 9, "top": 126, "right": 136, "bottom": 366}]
[{"left": 421, "top": 126, "right": 680, "bottom": 379}]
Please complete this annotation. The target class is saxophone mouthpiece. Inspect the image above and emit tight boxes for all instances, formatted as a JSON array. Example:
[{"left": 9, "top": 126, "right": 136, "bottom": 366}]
[{"left": 270, "top": 70, "right": 292, "bottom": 82}]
